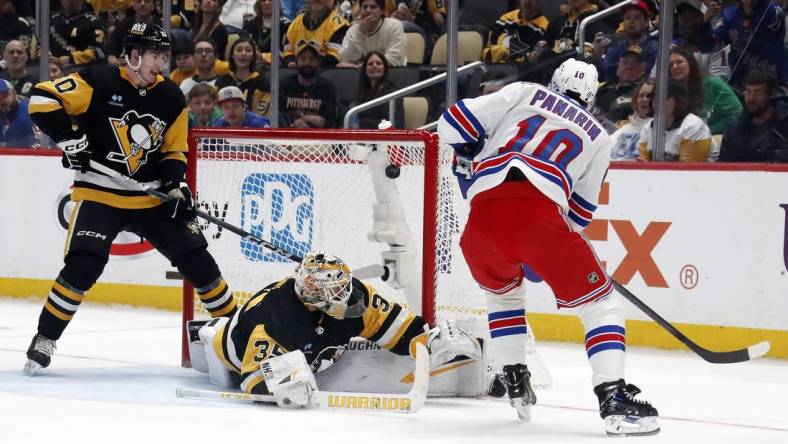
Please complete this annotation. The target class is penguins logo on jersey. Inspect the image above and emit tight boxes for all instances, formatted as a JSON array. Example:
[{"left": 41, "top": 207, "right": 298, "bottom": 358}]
[{"left": 107, "top": 110, "right": 166, "bottom": 174}]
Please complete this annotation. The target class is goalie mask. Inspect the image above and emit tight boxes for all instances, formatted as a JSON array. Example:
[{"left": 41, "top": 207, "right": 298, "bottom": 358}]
[{"left": 294, "top": 252, "right": 364, "bottom": 320}]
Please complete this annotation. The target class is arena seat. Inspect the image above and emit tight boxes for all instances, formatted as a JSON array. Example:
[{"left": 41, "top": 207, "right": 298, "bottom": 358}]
[{"left": 405, "top": 32, "right": 426, "bottom": 65}]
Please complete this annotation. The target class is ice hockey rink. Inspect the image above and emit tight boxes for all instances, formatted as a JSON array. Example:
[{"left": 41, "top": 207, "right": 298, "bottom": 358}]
[{"left": 0, "top": 298, "right": 785, "bottom": 444}]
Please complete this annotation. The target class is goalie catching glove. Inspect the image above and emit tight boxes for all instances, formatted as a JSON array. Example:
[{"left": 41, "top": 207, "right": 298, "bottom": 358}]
[
  {"left": 57, "top": 134, "right": 91, "bottom": 173},
  {"left": 423, "top": 319, "right": 482, "bottom": 368},
  {"left": 261, "top": 350, "right": 318, "bottom": 409},
  {"left": 158, "top": 180, "right": 196, "bottom": 221}
]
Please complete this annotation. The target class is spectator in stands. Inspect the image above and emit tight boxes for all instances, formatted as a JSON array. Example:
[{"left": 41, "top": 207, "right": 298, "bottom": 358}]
[
  {"left": 215, "top": 36, "right": 273, "bottom": 117},
  {"left": 187, "top": 82, "right": 223, "bottom": 127},
  {"left": 0, "top": 79, "right": 39, "bottom": 147},
  {"left": 713, "top": 0, "right": 787, "bottom": 89},
  {"left": 611, "top": 79, "right": 654, "bottom": 160},
  {"left": 243, "top": 0, "right": 289, "bottom": 65},
  {"left": 0, "top": 0, "right": 32, "bottom": 55},
  {"left": 213, "top": 85, "right": 271, "bottom": 127},
  {"left": 219, "top": 0, "right": 256, "bottom": 33},
  {"left": 338, "top": 0, "right": 406, "bottom": 68},
  {"left": 282, "top": 0, "right": 349, "bottom": 67},
  {"left": 673, "top": 0, "right": 730, "bottom": 78},
  {"left": 720, "top": 69, "right": 788, "bottom": 162},
  {"left": 192, "top": 0, "right": 229, "bottom": 60},
  {"left": 638, "top": 81, "right": 713, "bottom": 162},
  {"left": 50, "top": 0, "right": 107, "bottom": 67},
  {"left": 49, "top": 58, "right": 67, "bottom": 80},
  {"left": 482, "top": 0, "right": 550, "bottom": 64},
  {"left": 107, "top": 0, "right": 161, "bottom": 66},
  {"left": 669, "top": 47, "right": 742, "bottom": 135},
  {"left": 279, "top": 43, "right": 338, "bottom": 128},
  {"left": 702, "top": 0, "right": 724, "bottom": 26},
  {"left": 593, "top": 0, "right": 658, "bottom": 82},
  {"left": 180, "top": 39, "right": 224, "bottom": 96},
  {"left": 282, "top": 0, "right": 305, "bottom": 22},
  {"left": 171, "top": 40, "right": 231, "bottom": 86},
  {"left": 384, "top": 0, "right": 445, "bottom": 41},
  {"left": 545, "top": 0, "right": 612, "bottom": 57},
  {"left": 595, "top": 45, "right": 647, "bottom": 124},
  {"left": 0, "top": 40, "right": 37, "bottom": 97},
  {"left": 170, "top": 0, "right": 198, "bottom": 31},
  {"left": 350, "top": 50, "right": 403, "bottom": 128}
]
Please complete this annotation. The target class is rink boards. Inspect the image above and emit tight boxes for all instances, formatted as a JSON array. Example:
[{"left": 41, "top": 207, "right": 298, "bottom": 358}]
[{"left": 0, "top": 152, "right": 786, "bottom": 357}]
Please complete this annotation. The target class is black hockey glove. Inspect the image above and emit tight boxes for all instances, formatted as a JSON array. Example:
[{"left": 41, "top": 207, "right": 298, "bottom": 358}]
[
  {"left": 57, "top": 134, "right": 91, "bottom": 173},
  {"left": 159, "top": 180, "right": 196, "bottom": 222}
]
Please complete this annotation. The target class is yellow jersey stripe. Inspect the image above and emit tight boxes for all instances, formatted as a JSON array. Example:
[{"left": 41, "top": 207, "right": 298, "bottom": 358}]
[
  {"left": 63, "top": 200, "right": 81, "bottom": 257},
  {"left": 71, "top": 188, "right": 161, "bottom": 209},
  {"left": 162, "top": 109, "right": 189, "bottom": 153},
  {"left": 34, "top": 73, "right": 94, "bottom": 115}
]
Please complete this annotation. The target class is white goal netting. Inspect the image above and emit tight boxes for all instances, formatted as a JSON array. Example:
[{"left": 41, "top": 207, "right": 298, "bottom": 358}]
[{"left": 184, "top": 129, "right": 487, "bottom": 356}]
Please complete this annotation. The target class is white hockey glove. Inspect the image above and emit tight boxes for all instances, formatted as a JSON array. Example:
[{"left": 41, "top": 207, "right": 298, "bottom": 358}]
[
  {"left": 426, "top": 319, "right": 482, "bottom": 368},
  {"left": 261, "top": 351, "right": 318, "bottom": 409},
  {"left": 158, "top": 180, "right": 196, "bottom": 221},
  {"left": 57, "top": 134, "right": 91, "bottom": 173}
]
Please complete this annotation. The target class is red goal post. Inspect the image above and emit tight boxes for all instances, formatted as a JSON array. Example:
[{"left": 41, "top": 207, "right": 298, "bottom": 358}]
[{"left": 181, "top": 128, "right": 485, "bottom": 366}]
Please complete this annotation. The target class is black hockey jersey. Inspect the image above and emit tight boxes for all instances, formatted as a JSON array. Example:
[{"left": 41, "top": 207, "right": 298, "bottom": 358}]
[
  {"left": 213, "top": 278, "right": 427, "bottom": 394},
  {"left": 29, "top": 65, "right": 189, "bottom": 209},
  {"left": 49, "top": 11, "right": 107, "bottom": 65}
]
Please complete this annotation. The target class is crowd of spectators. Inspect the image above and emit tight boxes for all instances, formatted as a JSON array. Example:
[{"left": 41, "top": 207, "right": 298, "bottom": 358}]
[{"left": 0, "top": 0, "right": 785, "bottom": 162}]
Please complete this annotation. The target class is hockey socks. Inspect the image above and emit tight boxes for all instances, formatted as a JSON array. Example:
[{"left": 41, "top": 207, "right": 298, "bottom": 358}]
[
  {"left": 195, "top": 277, "right": 237, "bottom": 318},
  {"left": 578, "top": 292, "right": 626, "bottom": 387},
  {"left": 38, "top": 275, "right": 89, "bottom": 341}
]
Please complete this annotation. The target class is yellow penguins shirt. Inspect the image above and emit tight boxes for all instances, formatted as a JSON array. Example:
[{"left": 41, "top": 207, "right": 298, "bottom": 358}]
[
  {"left": 282, "top": 10, "right": 349, "bottom": 66},
  {"left": 483, "top": 10, "right": 549, "bottom": 64},
  {"left": 29, "top": 65, "right": 189, "bottom": 209},
  {"left": 213, "top": 278, "right": 427, "bottom": 394},
  {"left": 49, "top": 11, "right": 107, "bottom": 65}
]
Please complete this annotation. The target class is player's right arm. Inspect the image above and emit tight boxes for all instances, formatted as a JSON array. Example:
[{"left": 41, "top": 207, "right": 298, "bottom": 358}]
[
  {"left": 437, "top": 82, "right": 529, "bottom": 158},
  {"left": 28, "top": 73, "right": 94, "bottom": 141}
]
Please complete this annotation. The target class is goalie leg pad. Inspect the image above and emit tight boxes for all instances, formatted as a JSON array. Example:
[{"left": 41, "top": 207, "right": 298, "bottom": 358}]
[
  {"left": 426, "top": 319, "right": 482, "bottom": 368},
  {"left": 262, "top": 350, "right": 318, "bottom": 409},
  {"left": 197, "top": 317, "right": 234, "bottom": 388}
]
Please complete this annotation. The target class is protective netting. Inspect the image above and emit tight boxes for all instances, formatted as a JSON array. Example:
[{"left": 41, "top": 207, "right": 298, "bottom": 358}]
[{"left": 188, "top": 131, "right": 486, "bottom": 338}]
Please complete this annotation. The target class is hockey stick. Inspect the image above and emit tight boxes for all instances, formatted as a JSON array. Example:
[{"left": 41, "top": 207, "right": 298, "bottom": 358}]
[
  {"left": 176, "top": 342, "right": 430, "bottom": 413},
  {"left": 612, "top": 280, "right": 770, "bottom": 364},
  {"left": 86, "top": 160, "right": 385, "bottom": 279}
]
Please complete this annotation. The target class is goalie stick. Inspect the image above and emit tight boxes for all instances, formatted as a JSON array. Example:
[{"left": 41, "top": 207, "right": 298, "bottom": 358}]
[
  {"left": 613, "top": 281, "right": 770, "bottom": 364},
  {"left": 176, "top": 342, "right": 430, "bottom": 413},
  {"left": 86, "top": 160, "right": 385, "bottom": 279}
]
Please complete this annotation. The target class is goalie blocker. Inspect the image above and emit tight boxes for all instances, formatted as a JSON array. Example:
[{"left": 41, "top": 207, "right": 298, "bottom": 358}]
[{"left": 187, "top": 251, "right": 482, "bottom": 402}]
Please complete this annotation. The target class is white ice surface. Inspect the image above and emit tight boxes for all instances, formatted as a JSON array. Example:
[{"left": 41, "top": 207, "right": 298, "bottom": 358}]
[{"left": 1, "top": 298, "right": 786, "bottom": 443}]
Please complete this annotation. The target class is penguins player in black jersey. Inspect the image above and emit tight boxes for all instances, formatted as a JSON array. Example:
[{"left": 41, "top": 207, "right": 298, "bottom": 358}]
[{"left": 24, "top": 22, "right": 237, "bottom": 375}]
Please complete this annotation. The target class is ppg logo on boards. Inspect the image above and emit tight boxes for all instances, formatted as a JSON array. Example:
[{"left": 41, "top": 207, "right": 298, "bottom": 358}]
[{"left": 240, "top": 173, "right": 313, "bottom": 262}]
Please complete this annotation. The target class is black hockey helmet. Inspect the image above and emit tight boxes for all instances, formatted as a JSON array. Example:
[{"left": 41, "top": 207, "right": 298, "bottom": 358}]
[{"left": 123, "top": 22, "right": 171, "bottom": 55}]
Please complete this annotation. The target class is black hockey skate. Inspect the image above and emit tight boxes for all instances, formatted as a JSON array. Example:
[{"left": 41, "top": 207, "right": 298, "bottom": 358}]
[
  {"left": 24, "top": 334, "right": 56, "bottom": 376},
  {"left": 502, "top": 363, "right": 537, "bottom": 421},
  {"left": 594, "top": 379, "right": 660, "bottom": 436}
]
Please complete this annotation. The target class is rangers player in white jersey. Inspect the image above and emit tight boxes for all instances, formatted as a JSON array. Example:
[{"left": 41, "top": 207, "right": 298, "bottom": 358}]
[{"left": 438, "top": 59, "right": 659, "bottom": 436}]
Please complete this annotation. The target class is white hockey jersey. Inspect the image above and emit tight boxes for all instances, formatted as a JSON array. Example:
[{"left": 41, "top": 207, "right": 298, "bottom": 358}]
[{"left": 437, "top": 81, "right": 612, "bottom": 232}]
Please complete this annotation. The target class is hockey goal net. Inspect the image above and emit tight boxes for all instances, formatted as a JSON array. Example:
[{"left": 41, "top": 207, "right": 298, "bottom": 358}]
[{"left": 182, "top": 128, "right": 483, "bottom": 365}]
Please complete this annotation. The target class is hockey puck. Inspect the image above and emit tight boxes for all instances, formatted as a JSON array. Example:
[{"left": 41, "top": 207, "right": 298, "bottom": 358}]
[{"left": 385, "top": 164, "right": 400, "bottom": 178}]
